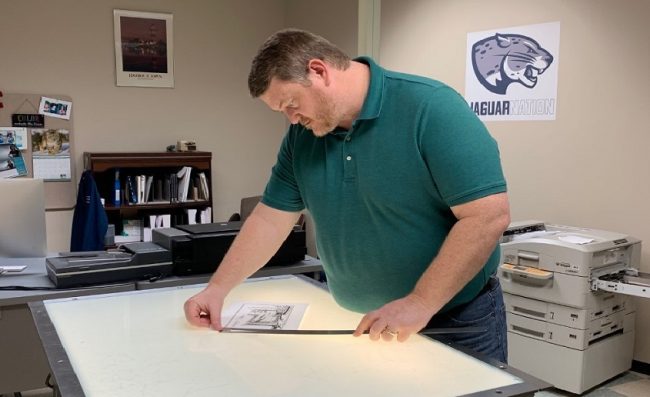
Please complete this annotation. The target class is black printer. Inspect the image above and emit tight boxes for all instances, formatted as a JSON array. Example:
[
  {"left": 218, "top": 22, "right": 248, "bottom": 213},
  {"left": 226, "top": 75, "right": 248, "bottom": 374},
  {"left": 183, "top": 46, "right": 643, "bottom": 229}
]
[
  {"left": 152, "top": 221, "right": 306, "bottom": 276},
  {"left": 46, "top": 242, "right": 173, "bottom": 288}
]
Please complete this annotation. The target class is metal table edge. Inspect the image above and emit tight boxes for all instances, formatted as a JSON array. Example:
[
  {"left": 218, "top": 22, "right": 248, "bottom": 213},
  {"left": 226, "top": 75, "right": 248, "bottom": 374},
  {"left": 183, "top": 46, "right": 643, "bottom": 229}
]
[{"left": 28, "top": 300, "right": 86, "bottom": 397}]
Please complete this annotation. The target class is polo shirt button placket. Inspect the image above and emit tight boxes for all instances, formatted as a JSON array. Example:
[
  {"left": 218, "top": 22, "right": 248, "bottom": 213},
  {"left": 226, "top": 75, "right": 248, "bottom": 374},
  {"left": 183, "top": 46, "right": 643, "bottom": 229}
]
[
  {"left": 343, "top": 153, "right": 356, "bottom": 181},
  {"left": 343, "top": 131, "right": 355, "bottom": 181}
]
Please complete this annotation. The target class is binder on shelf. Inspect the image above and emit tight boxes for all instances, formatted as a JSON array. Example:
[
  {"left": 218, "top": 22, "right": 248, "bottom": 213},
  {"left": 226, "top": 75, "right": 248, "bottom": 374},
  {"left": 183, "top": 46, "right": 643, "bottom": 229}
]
[
  {"left": 176, "top": 166, "right": 192, "bottom": 202},
  {"left": 143, "top": 212, "right": 172, "bottom": 242},
  {"left": 137, "top": 175, "right": 145, "bottom": 204},
  {"left": 186, "top": 208, "right": 198, "bottom": 225},
  {"left": 126, "top": 176, "right": 137, "bottom": 204},
  {"left": 155, "top": 177, "right": 163, "bottom": 201},
  {"left": 170, "top": 173, "right": 178, "bottom": 203},
  {"left": 143, "top": 227, "right": 153, "bottom": 242},
  {"left": 198, "top": 172, "right": 210, "bottom": 200},
  {"left": 144, "top": 175, "right": 153, "bottom": 203},
  {"left": 163, "top": 175, "right": 171, "bottom": 201},
  {"left": 200, "top": 207, "right": 212, "bottom": 224},
  {"left": 160, "top": 214, "right": 171, "bottom": 228}
]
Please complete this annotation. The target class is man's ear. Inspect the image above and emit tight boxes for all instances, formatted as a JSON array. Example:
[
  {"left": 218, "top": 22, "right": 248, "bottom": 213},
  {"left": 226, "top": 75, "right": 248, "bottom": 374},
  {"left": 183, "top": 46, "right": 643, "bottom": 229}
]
[{"left": 307, "top": 59, "right": 330, "bottom": 86}]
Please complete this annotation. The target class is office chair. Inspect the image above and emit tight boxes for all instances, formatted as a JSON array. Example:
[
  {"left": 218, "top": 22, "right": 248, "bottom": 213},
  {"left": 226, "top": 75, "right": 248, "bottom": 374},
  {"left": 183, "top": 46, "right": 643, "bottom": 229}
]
[{"left": 229, "top": 195, "right": 304, "bottom": 228}]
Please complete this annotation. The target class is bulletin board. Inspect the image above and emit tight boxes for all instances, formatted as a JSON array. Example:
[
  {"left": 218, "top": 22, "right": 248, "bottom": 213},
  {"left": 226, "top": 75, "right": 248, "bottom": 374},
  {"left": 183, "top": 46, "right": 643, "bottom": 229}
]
[{"left": 0, "top": 93, "right": 76, "bottom": 210}]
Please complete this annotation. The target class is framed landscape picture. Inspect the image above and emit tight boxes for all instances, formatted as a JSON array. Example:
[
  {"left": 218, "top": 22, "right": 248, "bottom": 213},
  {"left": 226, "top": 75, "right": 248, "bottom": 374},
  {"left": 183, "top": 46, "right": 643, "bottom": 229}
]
[{"left": 114, "top": 9, "right": 174, "bottom": 88}]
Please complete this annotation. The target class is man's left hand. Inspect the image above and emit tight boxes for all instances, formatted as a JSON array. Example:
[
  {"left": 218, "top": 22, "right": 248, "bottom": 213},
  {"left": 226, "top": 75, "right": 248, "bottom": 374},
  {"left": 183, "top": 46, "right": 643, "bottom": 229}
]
[{"left": 353, "top": 294, "right": 435, "bottom": 342}]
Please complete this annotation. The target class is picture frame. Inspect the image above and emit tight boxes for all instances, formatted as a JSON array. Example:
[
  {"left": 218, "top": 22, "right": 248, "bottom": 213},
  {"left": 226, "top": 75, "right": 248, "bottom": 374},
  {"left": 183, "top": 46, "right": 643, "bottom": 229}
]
[{"left": 113, "top": 9, "right": 174, "bottom": 88}]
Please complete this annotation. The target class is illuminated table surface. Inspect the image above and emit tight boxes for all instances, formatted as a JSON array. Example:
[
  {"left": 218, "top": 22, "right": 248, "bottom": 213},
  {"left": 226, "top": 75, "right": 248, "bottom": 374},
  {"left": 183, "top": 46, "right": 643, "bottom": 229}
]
[{"left": 30, "top": 275, "right": 548, "bottom": 397}]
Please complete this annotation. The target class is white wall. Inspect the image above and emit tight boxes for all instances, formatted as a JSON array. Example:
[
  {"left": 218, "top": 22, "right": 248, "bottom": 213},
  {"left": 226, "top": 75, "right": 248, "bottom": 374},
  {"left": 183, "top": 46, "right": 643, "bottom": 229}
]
[
  {"left": 0, "top": 0, "right": 288, "bottom": 252},
  {"left": 0, "top": 0, "right": 360, "bottom": 254},
  {"left": 379, "top": 0, "right": 650, "bottom": 363},
  {"left": 284, "top": 0, "right": 359, "bottom": 256},
  {"left": 284, "top": 0, "right": 358, "bottom": 56}
]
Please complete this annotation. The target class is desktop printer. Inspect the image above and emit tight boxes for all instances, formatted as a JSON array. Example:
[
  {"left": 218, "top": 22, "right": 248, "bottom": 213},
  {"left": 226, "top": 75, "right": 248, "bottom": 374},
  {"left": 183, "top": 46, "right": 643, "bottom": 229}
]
[
  {"left": 152, "top": 221, "right": 306, "bottom": 276},
  {"left": 498, "top": 221, "right": 649, "bottom": 393},
  {"left": 46, "top": 242, "right": 173, "bottom": 288}
]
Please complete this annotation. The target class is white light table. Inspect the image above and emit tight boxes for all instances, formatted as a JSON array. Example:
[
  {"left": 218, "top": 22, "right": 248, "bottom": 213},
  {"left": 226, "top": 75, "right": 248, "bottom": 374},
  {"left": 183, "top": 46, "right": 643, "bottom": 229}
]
[{"left": 30, "top": 275, "right": 549, "bottom": 397}]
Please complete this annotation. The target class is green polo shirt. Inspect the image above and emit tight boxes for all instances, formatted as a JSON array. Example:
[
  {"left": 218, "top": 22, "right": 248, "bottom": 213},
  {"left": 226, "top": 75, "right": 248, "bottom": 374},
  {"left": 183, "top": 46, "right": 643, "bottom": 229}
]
[{"left": 262, "top": 57, "right": 507, "bottom": 314}]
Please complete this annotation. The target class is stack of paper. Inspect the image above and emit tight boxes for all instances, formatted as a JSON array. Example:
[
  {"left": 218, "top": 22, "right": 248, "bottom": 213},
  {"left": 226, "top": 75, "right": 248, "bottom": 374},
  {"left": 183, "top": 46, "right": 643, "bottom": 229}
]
[{"left": 142, "top": 214, "right": 171, "bottom": 242}]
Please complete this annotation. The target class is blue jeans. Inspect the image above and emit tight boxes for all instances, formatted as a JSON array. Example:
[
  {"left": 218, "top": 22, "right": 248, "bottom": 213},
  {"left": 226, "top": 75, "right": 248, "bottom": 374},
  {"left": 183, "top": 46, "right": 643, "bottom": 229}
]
[{"left": 425, "top": 275, "right": 508, "bottom": 363}]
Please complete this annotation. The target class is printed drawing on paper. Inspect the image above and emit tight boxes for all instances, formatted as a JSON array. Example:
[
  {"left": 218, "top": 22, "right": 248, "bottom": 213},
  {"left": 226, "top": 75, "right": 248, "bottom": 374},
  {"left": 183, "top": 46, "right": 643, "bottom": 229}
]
[{"left": 224, "top": 302, "right": 308, "bottom": 330}]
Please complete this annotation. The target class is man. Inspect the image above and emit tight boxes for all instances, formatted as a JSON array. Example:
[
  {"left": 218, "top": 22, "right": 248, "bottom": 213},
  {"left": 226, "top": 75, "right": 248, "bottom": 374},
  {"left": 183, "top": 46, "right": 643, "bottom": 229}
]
[{"left": 184, "top": 29, "right": 510, "bottom": 362}]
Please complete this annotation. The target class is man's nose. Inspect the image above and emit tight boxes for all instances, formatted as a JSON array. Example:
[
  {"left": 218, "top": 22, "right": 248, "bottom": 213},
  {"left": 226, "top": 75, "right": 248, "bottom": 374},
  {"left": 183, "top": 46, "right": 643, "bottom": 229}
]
[{"left": 284, "top": 109, "right": 300, "bottom": 125}]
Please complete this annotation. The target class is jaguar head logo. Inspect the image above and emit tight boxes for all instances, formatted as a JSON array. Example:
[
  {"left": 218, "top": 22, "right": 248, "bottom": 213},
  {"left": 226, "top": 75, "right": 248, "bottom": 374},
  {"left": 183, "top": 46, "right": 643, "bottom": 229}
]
[{"left": 472, "top": 33, "right": 554, "bottom": 95}]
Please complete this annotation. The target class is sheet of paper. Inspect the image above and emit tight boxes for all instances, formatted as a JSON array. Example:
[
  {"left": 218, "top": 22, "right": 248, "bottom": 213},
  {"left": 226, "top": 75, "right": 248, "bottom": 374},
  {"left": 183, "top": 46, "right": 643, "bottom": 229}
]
[
  {"left": 0, "top": 265, "right": 27, "bottom": 272},
  {"left": 223, "top": 301, "right": 308, "bottom": 330},
  {"left": 511, "top": 230, "right": 559, "bottom": 241},
  {"left": 33, "top": 156, "right": 71, "bottom": 181},
  {"left": 558, "top": 235, "right": 594, "bottom": 245}
]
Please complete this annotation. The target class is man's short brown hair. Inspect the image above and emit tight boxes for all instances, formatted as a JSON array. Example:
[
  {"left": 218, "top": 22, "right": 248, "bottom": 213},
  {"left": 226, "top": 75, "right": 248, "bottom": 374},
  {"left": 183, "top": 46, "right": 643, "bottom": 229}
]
[{"left": 248, "top": 29, "right": 351, "bottom": 98}]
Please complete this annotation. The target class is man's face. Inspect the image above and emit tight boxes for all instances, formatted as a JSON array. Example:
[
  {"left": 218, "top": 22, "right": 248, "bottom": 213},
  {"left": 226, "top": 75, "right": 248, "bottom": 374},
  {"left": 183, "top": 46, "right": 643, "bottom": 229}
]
[{"left": 260, "top": 77, "right": 339, "bottom": 137}]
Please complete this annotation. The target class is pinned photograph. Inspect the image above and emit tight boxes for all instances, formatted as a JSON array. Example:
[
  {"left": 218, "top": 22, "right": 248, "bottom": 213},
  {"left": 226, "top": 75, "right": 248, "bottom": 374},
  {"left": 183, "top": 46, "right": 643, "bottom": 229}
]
[
  {"left": 0, "top": 144, "right": 28, "bottom": 179},
  {"left": 38, "top": 96, "right": 72, "bottom": 120},
  {"left": 0, "top": 127, "right": 28, "bottom": 150},
  {"left": 114, "top": 9, "right": 174, "bottom": 88},
  {"left": 31, "top": 129, "right": 70, "bottom": 156}
]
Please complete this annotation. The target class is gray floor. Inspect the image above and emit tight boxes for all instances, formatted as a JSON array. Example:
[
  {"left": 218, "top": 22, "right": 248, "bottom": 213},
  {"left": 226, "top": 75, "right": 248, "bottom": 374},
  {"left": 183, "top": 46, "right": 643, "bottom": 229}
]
[
  {"left": 5, "top": 370, "right": 649, "bottom": 397},
  {"left": 535, "top": 371, "right": 650, "bottom": 397}
]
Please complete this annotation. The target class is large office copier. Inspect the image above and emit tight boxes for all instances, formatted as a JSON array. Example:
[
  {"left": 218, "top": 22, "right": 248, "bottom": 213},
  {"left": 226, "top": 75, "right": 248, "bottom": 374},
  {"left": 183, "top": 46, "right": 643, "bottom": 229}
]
[{"left": 498, "top": 221, "right": 649, "bottom": 394}]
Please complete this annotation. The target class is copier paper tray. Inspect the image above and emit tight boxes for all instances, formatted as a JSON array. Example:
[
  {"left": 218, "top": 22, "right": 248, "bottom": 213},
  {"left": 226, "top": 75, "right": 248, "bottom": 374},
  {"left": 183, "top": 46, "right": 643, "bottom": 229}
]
[
  {"left": 593, "top": 271, "right": 650, "bottom": 298},
  {"left": 46, "top": 242, "right": 173, "bottom": 288}
]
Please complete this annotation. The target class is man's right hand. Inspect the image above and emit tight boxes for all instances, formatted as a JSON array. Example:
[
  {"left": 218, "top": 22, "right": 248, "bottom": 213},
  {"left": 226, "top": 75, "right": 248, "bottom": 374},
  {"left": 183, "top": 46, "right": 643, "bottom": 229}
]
[
  {"left": 183, "top": 285, "right": 227, "bottom": 330},
  {"left": 182, "top": 203, "right": 301, "bottom": 330}
]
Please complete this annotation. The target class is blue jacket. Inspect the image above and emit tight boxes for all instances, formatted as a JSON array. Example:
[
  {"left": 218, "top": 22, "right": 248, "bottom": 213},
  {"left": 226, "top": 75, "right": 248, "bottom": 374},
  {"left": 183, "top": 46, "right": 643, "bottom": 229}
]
[{"left": 71, "top": 170, "right": 108, "bottom": 251}]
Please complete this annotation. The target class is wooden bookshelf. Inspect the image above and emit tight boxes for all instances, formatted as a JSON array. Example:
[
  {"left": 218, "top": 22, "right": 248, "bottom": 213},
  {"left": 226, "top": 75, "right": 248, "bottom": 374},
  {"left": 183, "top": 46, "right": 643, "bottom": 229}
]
[{"left": 84, "top": 151, "right": 213, "bottom": 240}]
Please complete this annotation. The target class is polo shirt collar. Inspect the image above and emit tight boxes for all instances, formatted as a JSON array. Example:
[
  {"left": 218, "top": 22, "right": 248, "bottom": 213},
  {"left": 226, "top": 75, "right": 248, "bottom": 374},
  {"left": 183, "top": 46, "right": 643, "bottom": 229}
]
[{"left": 354, "top": 56, "right": 384, "bottom": 121}]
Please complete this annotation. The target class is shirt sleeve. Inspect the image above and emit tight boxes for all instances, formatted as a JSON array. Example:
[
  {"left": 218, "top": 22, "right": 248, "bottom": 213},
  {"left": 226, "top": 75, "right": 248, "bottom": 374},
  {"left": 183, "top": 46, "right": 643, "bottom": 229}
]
[
  {"left": 261, "top": 128, "right": 305, "bottom": 212},
  {"left": 418, "top": 86, "right": 507, "bottom": 207}
]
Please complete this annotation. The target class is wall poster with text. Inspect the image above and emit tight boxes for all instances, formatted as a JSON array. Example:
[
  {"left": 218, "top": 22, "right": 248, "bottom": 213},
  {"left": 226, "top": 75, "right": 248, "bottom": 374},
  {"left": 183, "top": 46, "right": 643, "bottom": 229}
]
[
  {"left": 465, "top": 22, "right": 560, "bottom": 121},
  {"left": 114, "top": 9, "right": 174, "bottom": 88}
]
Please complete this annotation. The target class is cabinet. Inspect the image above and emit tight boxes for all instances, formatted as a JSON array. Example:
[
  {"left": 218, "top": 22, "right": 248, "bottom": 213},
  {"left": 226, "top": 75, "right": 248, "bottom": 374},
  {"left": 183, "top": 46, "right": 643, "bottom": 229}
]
[{"left": 84, "top": 151, "right": 213, "bottom": 242}]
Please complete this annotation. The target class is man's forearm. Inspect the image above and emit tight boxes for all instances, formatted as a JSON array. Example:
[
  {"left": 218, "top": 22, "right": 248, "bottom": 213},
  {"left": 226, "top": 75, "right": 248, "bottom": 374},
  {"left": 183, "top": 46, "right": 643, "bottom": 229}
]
[{"left": 208, "top": 203, "right": 300, "bottom": 293}]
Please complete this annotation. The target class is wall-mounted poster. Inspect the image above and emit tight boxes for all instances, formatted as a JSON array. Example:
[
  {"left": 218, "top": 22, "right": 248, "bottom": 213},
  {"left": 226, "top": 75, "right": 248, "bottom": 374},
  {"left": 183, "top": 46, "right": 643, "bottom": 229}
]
[
  {"left": 114, "top": 9, "right": 174, "bottom": 88},
  {"left": 465, "top": 22, "right": 560, "bottom": 121}
]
